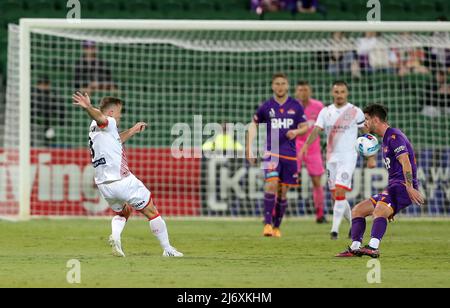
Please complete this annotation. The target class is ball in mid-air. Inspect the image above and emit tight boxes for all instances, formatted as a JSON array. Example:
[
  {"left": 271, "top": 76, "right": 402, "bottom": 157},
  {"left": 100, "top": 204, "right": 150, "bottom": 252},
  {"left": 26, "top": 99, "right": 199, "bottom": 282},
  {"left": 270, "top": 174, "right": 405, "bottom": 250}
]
[{"left": 355, "top": 134, "right": 380, "bottom": 157}]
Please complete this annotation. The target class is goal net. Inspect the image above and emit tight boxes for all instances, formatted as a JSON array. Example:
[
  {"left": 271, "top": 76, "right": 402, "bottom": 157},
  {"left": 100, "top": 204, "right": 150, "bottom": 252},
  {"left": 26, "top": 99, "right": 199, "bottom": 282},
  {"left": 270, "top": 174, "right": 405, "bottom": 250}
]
[{"left": 2, "top": 20, "right": 450, "bottom": 219}]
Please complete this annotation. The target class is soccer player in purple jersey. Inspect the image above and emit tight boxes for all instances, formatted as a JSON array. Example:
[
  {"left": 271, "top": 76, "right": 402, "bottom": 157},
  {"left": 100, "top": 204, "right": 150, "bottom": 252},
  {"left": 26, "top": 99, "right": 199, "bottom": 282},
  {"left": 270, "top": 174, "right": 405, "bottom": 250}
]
[
  {"left": 247, "top": 73, "right": 309, "bottom": 237},
  {"left": 336, "top": 104, "right": 425, "bottom": 258}
]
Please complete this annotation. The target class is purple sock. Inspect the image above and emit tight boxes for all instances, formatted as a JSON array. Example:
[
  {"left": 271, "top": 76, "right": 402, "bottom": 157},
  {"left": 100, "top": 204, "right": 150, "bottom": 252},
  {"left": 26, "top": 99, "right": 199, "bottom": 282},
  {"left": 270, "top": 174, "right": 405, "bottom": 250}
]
[
  {"left": 273, "top": 199, "right": 288, "bottom": 228},
  {"left": 371, "top": 217, "right": 388, "bottom": 241},
  {"left": 264, "top": 193, "right": 276, "bottom": 225},
  {"left": 351, "top": 217, "right": 366, "bottom": 243}
]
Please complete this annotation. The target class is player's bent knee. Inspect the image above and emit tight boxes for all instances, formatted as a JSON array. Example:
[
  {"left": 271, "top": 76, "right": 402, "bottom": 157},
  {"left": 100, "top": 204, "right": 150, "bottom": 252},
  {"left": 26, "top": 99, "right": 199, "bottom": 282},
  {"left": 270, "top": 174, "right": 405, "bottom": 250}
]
[
  {"left": 118, "top": 204, "right": 132, "bottom": 220},
  {"left": 139, "top": 200, "right": 159, "bottom": 219},
  {"left": 352, "top": 207, "right": 369, "bottom": 218},
  {"left": 373, "top": 204, "right": 393, "bottom": 219},
  {"left": 335, "top": 188, "right": 346, "bottom": 199},
  {"left": 352, "top": 200, "right": 374, "bottom": 218},
  {"left": 265, "top": 182, "right": 279, "bottom": 195},
  {"left": 311, "top": 176, "right": 322, "bottom": 188},
  {"left": 280, "top": 187, "right": 289, "bottom": 199},
  {"left": 351, "top": 206, "right": 365, "bottom": 218}
]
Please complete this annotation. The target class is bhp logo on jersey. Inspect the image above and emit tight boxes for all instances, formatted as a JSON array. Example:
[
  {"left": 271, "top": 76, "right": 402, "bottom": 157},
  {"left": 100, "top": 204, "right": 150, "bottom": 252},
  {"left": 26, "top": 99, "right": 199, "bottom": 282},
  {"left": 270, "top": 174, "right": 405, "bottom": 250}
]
[{"left": 271, "top": 118, "right": 294, "bottom": 129}]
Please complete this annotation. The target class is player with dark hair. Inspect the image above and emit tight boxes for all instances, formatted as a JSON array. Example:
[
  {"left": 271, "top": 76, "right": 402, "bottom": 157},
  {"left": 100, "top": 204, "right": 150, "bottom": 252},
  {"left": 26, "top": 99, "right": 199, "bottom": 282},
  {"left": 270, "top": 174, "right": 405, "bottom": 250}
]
[
  {"left": 336, "top": 103, "right": 424, "bottom": 258},
  {"left": 300, "top": 81, "right": 376, "bottom": 240},
  {"left": 247, "top": 73, "right": 308, "bottom": 237}
]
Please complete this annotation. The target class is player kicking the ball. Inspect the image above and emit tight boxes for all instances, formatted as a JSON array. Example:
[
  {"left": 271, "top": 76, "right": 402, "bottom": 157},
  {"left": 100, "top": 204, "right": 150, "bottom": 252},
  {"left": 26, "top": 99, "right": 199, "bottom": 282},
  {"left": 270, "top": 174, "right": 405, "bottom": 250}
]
[
  {"left": 72, "top": 92, "right": 183, "bottom": 258},
  {"left": 247, "top": 73, "right": 308, "bottom": 238},
  {"left": 299, "top": 81, "right": 376, "bottom": 240},
  {"left": 336, "top": 104, "right": 424, "bottom": 258}
]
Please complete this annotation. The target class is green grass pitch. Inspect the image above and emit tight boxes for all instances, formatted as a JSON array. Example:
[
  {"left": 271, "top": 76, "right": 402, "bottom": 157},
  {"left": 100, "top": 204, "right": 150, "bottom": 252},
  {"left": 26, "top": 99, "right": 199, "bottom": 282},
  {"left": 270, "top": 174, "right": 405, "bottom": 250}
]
[{"left": 0, "top": 219, "right": 449, "bottom": 288}]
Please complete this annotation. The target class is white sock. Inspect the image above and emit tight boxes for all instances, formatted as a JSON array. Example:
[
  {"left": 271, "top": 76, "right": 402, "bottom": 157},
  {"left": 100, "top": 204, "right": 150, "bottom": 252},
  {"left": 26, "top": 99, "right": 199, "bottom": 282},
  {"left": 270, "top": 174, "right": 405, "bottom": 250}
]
[
  {"left": 149, "top": 216, "right": 171, "bottom": 250},
  {"left": 343, "top": 199, "right": 352, "bottom": 223},
  {"left": 111, "top": 216, "right": 127, "bottom": 242},
  {"left": 369, "top": 238, "right": 380, "bottom": 249},
  {"left": 331, "top": 200, "right": 346, "bottom": 234},
  {"left": 351, "top": 241, "right": 361, "bottom": 250}
]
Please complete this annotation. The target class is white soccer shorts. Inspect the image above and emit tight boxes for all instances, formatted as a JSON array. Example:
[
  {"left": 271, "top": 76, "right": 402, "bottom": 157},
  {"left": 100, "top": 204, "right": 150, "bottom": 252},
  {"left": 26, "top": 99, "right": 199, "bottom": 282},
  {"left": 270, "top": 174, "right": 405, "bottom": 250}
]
[
  {"left": 326, "top": 155, "right": 357, "bottom": 192},
  {"left": 97, "top": 173, "right": 151, "bottom": 212}
]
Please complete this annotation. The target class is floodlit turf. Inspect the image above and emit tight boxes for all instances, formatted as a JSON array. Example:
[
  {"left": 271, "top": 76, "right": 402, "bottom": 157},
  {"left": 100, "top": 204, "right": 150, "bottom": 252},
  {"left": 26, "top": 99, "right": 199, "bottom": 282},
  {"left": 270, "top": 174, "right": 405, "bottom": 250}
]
[{"left": 0, "top": 218, "right": 449, "bottom": 288}]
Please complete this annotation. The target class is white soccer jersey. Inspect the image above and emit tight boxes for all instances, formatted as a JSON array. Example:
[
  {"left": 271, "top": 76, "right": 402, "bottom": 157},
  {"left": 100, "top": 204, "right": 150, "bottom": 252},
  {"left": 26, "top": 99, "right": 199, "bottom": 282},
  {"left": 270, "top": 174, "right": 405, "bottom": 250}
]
[
  {"left": 315, "top": 103, "right": 365, "bottom": 162},
  {"left": 89, "top": 117, "right": 130, "bottom": 185}
]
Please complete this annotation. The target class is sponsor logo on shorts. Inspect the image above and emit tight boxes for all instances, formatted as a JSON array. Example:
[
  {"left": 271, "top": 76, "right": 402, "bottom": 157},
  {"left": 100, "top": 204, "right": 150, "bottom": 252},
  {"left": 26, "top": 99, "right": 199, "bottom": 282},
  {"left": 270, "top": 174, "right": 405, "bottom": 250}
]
[
  {"left": 341, "top": 172, "right": 349, "bottom": 181},
  {"left": 92, "top": 158, "right": 106, "bottom": 168},
  {"left": 135, "top": 200, "right": 146, "bottom": 208}
]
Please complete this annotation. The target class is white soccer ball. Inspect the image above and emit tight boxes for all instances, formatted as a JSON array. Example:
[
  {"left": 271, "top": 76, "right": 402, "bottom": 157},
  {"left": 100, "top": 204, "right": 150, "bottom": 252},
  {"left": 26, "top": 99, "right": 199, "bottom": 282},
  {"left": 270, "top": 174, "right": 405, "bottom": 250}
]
[{"left": 355, "top": 134, "right": 380, "bottom": 157}]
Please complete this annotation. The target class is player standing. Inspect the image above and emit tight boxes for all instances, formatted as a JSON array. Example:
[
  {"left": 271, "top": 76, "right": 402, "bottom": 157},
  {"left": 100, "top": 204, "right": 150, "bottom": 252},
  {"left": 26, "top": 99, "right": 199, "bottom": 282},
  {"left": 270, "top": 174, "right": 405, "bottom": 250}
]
[
  {"left": 299, "top": 81, "right": 376, "bottom": 240},
  {"left": 72, "top": 92, "right": 183, "bottom": 257},
  {"left": 247, "top": 73, "right": 308, "bottom": 237},
  {"left": 336, "top": 104, "right": 424, "bottom": 258},
  {"left": 295, "top": 81, "right": 327, "bottom": 224}
]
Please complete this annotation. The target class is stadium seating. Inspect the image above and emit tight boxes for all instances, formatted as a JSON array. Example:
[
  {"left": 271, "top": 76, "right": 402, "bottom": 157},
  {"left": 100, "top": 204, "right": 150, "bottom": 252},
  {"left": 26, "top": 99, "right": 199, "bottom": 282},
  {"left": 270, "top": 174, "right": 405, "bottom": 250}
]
[{"left": 0, "top": 0, "right": 23, "bottom": 13}]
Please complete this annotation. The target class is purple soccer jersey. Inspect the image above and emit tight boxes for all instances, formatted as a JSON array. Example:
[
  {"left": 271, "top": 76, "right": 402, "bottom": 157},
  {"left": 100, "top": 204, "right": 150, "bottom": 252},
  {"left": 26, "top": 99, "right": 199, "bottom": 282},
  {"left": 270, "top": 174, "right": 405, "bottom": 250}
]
[
  {"left": 370, "top": 127, "right": 419, "bottom": 215},
  {"left": 382, "top": 127, "right": 418, "bottom": 188},
  {"left": 254, "top": 97, "right": 307, "bottom": 158}
]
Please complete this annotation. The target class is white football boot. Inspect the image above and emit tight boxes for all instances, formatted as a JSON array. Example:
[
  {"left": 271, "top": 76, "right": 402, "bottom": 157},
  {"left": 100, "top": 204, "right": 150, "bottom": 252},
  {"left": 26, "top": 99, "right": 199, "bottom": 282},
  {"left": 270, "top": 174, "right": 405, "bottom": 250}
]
[
  {"left": 162, "top": 246, "right": 184, "bottom": 257},
  {"left": 109, "top": 235, "right": 126, "bottom": 257}
]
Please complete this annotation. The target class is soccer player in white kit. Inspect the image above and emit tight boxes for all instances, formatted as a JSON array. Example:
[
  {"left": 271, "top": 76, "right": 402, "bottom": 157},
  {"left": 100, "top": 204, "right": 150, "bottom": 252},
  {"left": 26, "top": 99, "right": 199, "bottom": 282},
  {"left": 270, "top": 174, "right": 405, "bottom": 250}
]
[
  {"left": 72, "top": 92, "right": 183, "bottom": 257},
  {"left": 299, "top": 81, "right": 376, "bottom": 240}
]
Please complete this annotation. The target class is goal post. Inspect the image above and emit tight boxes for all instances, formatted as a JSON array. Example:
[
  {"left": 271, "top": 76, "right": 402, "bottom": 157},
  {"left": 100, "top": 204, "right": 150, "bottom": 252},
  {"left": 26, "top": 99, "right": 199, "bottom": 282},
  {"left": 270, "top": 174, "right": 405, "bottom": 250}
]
[
  {"left": 16, "top": 19, "right": 450, "bottom": 31},
  {"left": 19, "top": 21, "right": 31, "bottom": 221},
  {"left": 2, "top": 19, "right": 450, "bottom": 220}
]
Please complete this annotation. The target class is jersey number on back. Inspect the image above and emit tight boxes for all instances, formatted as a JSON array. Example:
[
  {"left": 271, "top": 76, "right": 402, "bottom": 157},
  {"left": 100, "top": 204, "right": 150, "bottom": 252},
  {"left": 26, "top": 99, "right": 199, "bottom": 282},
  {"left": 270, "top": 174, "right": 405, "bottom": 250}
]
[
  {"left": 89, "top": 137, "right": 96, "bottom": 160},
  {"left": 384, "top": 157, "right": 391, "bottom": 170}
]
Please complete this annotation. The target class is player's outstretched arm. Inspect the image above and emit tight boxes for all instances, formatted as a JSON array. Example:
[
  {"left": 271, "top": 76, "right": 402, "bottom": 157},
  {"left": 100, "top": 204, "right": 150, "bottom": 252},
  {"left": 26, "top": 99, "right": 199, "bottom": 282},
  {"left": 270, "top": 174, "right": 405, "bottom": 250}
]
[
  {"left": 120, "top": 122, "right": 148, "bottom": 143},
  {"left": 72, "top": 91, "right": 108, "bottom": 127},
  {"left": 397, "top": 153, "right": 425, "bottom": 206},
  {"left": 286, "top": 123, "right": 309, "bottom": 140},
  {"left": 246, "top": 121, "right": 258, "bottom": 166},
  {"left": 299, "top": 126, "right": 322, "bottom": 158}
]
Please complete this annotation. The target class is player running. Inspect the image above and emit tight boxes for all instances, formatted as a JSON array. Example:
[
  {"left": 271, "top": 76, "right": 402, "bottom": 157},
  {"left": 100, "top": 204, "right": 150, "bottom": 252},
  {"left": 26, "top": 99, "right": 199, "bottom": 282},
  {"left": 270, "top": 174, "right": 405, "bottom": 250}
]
[
  {"left": 299, "top": 81, "right": 376, "bottom": 240},
  {"left": 72, "top": 92, "right": 183, "bottom": 258},
  {"left": 295, "top": 81, "right": 327, "bottom": 224},
  {"left": 247, "top": 73, "right": 308, "bottom": 238},
  {"left": 336, "top": 104, "right": 424, "bottom": 258}
]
